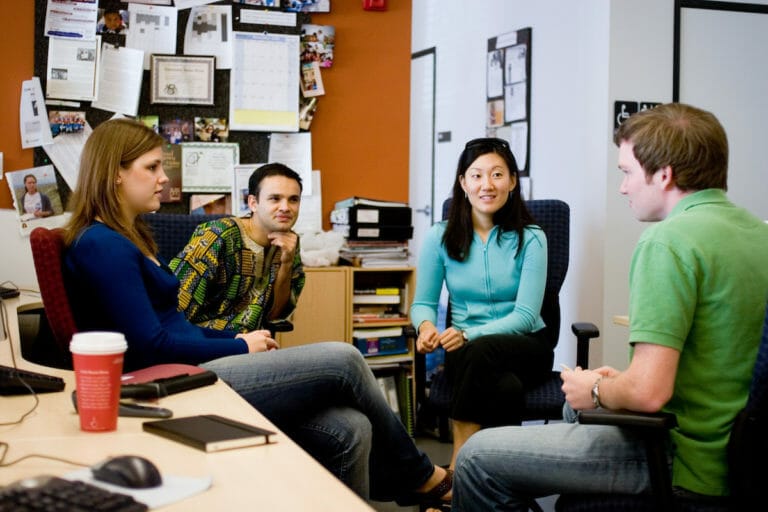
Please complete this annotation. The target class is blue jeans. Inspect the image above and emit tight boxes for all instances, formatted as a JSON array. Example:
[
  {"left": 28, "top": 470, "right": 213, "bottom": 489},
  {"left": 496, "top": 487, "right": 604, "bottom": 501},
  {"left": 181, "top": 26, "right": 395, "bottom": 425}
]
[
  {"left": 201, "top": 342, "right": 433, "bottom": 501},
  {"left": 453, "top": 405, "right": 667, "bottom": 511}
]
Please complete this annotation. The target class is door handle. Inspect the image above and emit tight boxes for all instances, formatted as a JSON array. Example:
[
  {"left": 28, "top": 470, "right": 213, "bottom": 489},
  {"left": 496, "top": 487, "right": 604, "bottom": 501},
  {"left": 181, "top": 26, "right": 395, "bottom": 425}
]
[{"left": 415, "top": 205, "right": 431, "bottom": 217}]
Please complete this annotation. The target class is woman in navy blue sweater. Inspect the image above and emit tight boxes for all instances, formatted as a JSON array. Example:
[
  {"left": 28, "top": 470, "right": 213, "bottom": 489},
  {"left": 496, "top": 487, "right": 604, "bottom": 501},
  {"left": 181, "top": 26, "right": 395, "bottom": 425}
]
[{"left": 62, "top": 118, "right": 451, "bottom": 507}]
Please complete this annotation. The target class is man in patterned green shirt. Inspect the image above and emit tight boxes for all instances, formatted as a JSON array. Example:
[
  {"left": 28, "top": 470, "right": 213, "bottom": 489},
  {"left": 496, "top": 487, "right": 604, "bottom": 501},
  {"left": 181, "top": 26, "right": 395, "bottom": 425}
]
[{"left": 170, "top": 163, "right": 305, "bottom": 334}]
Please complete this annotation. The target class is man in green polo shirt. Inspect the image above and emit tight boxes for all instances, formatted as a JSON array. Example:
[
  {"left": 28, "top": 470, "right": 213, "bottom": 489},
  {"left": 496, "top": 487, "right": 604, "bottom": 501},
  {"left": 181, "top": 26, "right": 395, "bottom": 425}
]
[{"left": 447, "top": 103, "right": 768, "bottom": 510}]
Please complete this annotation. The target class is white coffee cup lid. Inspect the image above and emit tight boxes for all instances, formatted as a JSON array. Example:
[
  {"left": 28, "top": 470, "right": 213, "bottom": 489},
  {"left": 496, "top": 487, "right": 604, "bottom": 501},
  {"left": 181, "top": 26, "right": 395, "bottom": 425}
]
[{"left": 70, "top": 331, "right": 128, "bottom": 355}]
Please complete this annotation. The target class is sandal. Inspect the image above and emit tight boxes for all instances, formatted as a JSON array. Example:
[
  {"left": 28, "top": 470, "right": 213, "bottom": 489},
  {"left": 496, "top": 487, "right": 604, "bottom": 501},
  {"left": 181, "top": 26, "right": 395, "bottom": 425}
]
[{"left": 396, "top": 466, "right": 452, "bottom": 508}]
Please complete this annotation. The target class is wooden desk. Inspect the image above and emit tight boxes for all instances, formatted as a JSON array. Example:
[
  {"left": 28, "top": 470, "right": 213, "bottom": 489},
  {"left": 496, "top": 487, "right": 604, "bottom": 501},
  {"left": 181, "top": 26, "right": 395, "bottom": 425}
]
[{"left": 0, "top": 294, "right": 372, "bottom": 511}]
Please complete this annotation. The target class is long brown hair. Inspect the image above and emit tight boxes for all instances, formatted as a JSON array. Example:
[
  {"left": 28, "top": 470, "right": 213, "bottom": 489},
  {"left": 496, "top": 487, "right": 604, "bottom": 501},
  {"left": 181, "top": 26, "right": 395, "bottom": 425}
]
[{"left": 63, "top": 118, "right": 164, "bottom": 256}]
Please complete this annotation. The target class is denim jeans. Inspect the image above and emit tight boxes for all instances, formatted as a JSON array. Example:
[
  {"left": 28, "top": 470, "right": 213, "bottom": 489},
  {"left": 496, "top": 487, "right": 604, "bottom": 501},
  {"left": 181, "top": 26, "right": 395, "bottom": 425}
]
[
  {"left": 453, "top": 404, "right": 665, "bottom": 511},
  {"left": 201, "top": 342, "right": 433, "bottom": 501}
]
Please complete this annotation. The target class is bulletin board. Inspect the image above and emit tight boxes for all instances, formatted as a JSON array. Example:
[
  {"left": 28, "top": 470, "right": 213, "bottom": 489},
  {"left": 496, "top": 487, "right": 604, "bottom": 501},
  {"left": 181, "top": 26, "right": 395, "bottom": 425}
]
[
  {"left": 485, "top": 27, "right": 532, "bottom": 177},
  {"left": 32, "top": 0, "right": 311, "bottom": 214}
]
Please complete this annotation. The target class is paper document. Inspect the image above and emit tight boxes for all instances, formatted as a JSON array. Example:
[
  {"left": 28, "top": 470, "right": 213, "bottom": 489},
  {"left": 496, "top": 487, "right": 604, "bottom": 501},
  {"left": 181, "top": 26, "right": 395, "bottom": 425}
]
[
  {"left": 46, "top": 36, "right": 100, "bottom": 101},
  {"left": 20, "top": 78, "right": 54, "bottom": 149},
  {"left": 229, "top": 32, "right": 300, "bottom": 132},
  {"left": 91, "top": 45, "right": 145, "bottom": 116},
  {"left": 184, "top": 5, "right": 233, "bottom": 69},
  {"left": 181, "top": 142, "right": 239, "bottom": 193},
  {"left": 126, "top": 3, "right": 178, "bottom": 70},
  {"left": 43, "top": 122, "right": 92, "bottom": 190},
  {"left": 267, "top": 133, "right": 312, "bottom": 195},
  {"left": 44, "top": 0, "right": 98, "bottom": 40}
]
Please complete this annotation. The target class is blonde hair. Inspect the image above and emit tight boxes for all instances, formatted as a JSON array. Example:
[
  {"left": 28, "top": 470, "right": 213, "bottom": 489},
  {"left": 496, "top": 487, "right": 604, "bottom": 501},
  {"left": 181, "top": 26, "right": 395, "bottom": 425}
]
[{"left": 63, "top": 118, "right": 165, "bottom": 256}]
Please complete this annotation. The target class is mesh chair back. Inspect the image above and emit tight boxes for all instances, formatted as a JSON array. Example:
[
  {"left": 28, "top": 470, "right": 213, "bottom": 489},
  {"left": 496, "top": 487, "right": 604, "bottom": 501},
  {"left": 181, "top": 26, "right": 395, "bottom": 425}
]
[
  {"left": 142, "top": 213, "right": 227, "bottom": 263},
  {"left": 29, "top": 227, "right": 78, "bottom": 361}
]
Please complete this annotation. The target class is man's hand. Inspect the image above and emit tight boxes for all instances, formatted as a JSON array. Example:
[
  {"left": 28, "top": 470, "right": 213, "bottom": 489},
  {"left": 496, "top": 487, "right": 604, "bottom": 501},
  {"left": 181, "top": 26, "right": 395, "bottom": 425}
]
[
  {"left": 560, "top": 366, "right": 609, "bottom": 410},
  {"left": 268, "top": 231, "right": 298, "bottom": 264},
  {"left": 237, "top": 330, "right": 280, "bottom": 352}
]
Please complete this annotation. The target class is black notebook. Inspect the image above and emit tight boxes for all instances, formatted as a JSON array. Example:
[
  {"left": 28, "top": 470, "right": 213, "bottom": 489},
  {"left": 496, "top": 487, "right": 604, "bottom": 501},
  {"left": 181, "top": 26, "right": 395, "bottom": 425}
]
[{"left": 143, "top": 414, "right": 276, "bottom": 452}]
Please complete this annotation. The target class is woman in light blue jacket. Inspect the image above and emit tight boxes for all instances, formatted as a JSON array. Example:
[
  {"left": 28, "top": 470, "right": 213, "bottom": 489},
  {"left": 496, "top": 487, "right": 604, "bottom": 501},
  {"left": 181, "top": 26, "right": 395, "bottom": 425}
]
[{"left": 411, "top": 137, "right": 549, "bottom": 473}]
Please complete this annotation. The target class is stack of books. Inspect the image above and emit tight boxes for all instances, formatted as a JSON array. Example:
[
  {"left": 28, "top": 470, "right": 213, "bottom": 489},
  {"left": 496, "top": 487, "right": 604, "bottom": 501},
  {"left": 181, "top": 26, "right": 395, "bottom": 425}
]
[
  {"left": 352, "top": 286, "right": 408, "bottom": 324},
  {"left": 331, "top": 197, "right": 413, "bottom": 267}
]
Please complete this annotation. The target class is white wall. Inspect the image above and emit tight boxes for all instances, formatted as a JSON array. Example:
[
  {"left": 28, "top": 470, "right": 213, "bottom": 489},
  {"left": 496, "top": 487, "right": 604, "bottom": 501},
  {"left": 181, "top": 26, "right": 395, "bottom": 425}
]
[
  {"left": 412, "top": 0, "right": 611, "bottom": 369},
  {"left": 413, "top": 0, "right": 768, "bottom": 369},
  {"left": 0, "top": 209, "right": 38, "bottom": 290}
]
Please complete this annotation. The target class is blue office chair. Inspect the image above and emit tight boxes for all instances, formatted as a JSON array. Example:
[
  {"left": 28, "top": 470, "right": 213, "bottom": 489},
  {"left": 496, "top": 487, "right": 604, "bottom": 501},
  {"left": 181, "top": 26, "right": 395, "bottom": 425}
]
[
  {"left": 555, "top": 305, "right": 768, "bottom": 511},
  {"left": 417, "top": 199, "right": 600, "bottom": 441}
]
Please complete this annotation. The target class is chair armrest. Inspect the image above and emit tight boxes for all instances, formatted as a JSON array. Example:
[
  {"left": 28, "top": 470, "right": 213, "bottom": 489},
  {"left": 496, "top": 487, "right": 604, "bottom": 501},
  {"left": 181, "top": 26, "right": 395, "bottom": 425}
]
[
  {"left": 578, "top": 408, "right": 677, "bottom": 430},
  {"left": 571, "top": 322, "right": 600, "bottom": 368},
  {"left": 265, "top": 320, "right": 294, "bottom": 336}
]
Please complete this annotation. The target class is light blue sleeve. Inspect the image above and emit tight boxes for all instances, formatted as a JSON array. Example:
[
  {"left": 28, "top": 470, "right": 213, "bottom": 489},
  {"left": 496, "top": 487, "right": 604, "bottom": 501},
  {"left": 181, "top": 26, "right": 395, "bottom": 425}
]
[
  {"left": 410, "top": 223, "right": 446, "bottom": 331},
  {"left": 465, "top": 229, "right": 548, "bottom": 339}
]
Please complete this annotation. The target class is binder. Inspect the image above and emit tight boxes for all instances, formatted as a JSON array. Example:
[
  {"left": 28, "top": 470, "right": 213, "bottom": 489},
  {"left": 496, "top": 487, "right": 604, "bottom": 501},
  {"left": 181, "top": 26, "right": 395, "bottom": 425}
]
[
  {"left": 333, "top": 224, "right": 414, "bottom": 241},
  {"left": 331, "top": 205, "right": 412, "bottom": 226},
  {"left": 334, "top": 196, "right": 408, "bottom": 209}
]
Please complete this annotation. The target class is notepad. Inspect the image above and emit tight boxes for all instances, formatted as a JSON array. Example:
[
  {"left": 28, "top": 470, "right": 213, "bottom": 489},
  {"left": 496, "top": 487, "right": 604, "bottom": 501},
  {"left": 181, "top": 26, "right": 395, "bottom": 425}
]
[{"left": 143, "top": 414, "right": 276, "bottom": 452}]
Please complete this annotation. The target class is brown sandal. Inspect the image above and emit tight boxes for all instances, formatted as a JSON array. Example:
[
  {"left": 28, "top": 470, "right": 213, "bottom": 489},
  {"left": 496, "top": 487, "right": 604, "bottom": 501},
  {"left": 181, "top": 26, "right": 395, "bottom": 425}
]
[{"left": 396, "top": 467, "right": 452, "bottom": 507}]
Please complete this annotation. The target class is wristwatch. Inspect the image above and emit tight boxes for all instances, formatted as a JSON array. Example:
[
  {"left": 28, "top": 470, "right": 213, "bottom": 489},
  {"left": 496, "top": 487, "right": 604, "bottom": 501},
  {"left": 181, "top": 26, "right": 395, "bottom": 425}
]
[
  {"left": 591, "top": 376, "right": 603, "bottom": 408},
  {"left": 461, "top": 330, "right": 469, "bottom": 343}
]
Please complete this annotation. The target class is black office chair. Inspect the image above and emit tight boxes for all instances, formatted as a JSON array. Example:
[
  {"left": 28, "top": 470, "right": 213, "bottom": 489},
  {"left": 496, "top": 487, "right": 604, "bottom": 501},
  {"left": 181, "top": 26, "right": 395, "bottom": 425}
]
[
  {"left": 555, "top": 305, "right": 768, "bottom": 512},
  {"left": 417, "top": 199, "right": 600, "bottom": 441}
]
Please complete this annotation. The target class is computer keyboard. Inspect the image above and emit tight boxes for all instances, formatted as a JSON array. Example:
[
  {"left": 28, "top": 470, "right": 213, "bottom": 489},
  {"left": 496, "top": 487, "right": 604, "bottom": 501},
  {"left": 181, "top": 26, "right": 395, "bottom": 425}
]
[
  {"left": 0, "top": 475, "right": 148, "bottom": 511},
  {"left": 0, "top": 364, "right": 65, "bottom": 395}
]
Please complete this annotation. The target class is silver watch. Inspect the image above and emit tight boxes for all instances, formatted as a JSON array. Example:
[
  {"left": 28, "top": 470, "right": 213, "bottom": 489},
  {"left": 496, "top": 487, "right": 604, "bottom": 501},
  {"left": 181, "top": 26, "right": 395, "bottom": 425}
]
[{"left": 591, "top": 377, "right": 603, "bottom": 408}]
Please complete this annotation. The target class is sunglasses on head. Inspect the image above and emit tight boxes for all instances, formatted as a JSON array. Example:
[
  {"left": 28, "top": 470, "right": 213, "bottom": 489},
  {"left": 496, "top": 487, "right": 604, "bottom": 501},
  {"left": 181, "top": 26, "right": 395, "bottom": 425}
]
[{"left": 464, "top": 137, "right": 511, "bottom": 151}]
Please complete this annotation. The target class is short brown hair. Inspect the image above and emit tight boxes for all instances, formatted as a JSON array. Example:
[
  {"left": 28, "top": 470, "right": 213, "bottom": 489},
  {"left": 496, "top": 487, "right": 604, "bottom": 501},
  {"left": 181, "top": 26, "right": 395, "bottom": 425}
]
[{"left": 614, "top": 103, "right": 728, "bottom": 191}]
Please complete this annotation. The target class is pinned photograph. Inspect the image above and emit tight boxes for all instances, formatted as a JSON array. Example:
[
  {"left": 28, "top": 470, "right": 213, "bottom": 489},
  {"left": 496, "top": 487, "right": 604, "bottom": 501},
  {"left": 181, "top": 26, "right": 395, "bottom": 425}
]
[
  {"left": 49, "top": 110, "right": 86, "bottom": 136},
  {"left": 194, "top": 117, "right": 229, "bottom": 142},
  {"left": 301, "top": 24, "right": 335, "bottom": 68},
  {"left": 97, "top": 8, "right": 129, "bottom": 35},
  {"left": 286, "top": 0, "right": 330, "bottom": 12},
  {"left": 6, "top": 165, "right": 69, "bottom": 236},
  {"left": 160, "top": 118, "right": 193, "bottom": 144},
  {"left": 300, "top": 61, "right": 325, "bottom": 98}
]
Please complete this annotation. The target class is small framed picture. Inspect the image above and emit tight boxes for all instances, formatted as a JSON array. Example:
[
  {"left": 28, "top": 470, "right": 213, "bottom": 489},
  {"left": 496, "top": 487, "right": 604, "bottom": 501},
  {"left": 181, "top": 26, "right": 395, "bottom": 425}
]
[{"left": 150, "top": 55, "right": 215, "bottom": 105}]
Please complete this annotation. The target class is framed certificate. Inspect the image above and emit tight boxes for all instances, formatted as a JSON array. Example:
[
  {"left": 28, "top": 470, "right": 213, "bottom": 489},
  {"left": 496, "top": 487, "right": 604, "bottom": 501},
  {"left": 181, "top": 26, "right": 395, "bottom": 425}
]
[{"left": 150, "top": 55, "right": 215, "bottom": 105}]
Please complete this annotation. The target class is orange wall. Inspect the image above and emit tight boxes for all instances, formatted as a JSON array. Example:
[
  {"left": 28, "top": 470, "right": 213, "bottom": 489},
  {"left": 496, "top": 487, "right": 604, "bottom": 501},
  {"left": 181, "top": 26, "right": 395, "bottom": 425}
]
[
  {"left": 0, "top": 3, "right": 412, "bottom": 229},
  {"left": 0, "top": 2, "right": 35, "bottom": 209}
]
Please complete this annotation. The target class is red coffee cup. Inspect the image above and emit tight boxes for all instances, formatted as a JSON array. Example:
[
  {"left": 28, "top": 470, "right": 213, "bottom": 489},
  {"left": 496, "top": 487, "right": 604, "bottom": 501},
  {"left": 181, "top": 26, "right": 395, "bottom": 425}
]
[{"left": 70, "top": 332, "right": 127, "bottom": 432}]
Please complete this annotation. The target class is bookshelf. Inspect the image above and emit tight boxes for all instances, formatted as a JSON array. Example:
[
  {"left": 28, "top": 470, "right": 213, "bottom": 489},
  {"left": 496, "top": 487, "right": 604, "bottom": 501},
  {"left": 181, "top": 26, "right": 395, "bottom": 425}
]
[{"left": 277, "top": 266, "right": 417, "bottom": 434}]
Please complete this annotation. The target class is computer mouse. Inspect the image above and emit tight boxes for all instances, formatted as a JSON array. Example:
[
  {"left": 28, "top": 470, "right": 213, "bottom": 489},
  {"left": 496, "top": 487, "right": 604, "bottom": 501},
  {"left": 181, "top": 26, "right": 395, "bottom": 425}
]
[{"left": 91, "top": 455, "right": 163, "bottom": 489}]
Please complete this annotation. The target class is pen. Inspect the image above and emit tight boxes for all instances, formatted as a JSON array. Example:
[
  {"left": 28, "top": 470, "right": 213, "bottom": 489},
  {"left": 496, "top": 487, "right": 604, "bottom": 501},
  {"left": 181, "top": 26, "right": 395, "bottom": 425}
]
[{"left": 560, "top": 363, "right": 572, "bottom": 372}]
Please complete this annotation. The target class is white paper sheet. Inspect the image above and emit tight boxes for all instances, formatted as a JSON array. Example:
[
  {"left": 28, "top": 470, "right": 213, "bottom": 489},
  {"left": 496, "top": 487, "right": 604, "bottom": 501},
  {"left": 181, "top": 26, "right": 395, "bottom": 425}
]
[
  {"left": 233, "top": 163, "right": 264, "bottom": 216},
  {"left": 46, "top": 36, "right": 100, "bottom": 101},
  {"left": 173, "top": 0, "right": 217, "bottom": 9},
  {"left": 293, "top": 170, "right": 322, "bottom": 235},
  {"left": 181, "top": 142, "right": 240, "bottom": 193},
  {"left": 184, "top": 4, "right": 233, "bottom": 69},
  {"left": 44, "top": 0, "right": 98, "bottom": 40},
  {"left": 20, "top": 78, "right": 54, "bottom": 149},
  {"left": 42, "top": 122, "right": 93, "bottom": 190},
  {"left": 229, "top": 32, "right": 300, "bottom": 132},
  {"left": 126, "top": 3, "right": 178, "bottom": 70},
  {"left": 91, "top": 44, "right": 145, "bottom": 116},
  {"left": 267, "top": 132, "right": 312, "bottom": 196}
]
